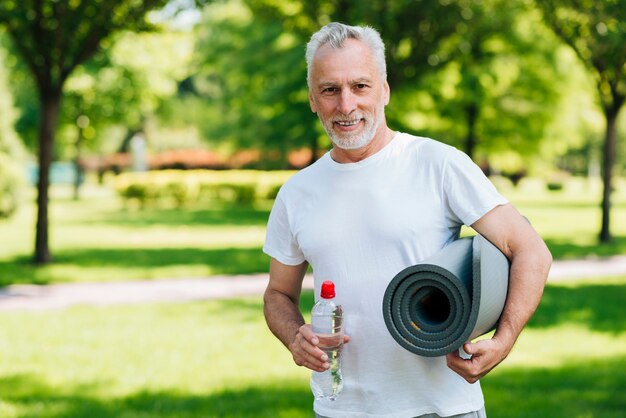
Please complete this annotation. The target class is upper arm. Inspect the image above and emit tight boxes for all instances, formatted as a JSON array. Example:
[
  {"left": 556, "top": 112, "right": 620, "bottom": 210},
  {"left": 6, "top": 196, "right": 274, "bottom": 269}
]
[{"left": 471, "top": 203, "right": 551, "bottom": 263}]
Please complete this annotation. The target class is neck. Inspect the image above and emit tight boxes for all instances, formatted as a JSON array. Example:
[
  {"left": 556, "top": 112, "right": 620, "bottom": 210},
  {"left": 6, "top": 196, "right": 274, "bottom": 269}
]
[{"left": 331, "top": 127, "right": 395, "bottom": 164}]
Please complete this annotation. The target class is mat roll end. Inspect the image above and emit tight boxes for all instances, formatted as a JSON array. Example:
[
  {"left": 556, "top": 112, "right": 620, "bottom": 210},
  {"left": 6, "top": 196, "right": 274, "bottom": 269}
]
[{"left": 382, "top": 235, "right": 509, "bottom": 357}]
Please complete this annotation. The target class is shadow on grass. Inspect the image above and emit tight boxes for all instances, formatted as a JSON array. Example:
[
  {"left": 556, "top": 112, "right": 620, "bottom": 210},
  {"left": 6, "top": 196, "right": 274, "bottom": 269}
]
[
  {"left": 0, "top": 247, "right": 269, "bottom": 286},
  {"left": 484, "top": 355, "right": 626, "bottom": 418},
  {"left": 2, "top": 355, "right": 625, "bottom": 418},
  {"left": 544, "top": 236, "right": 626, "bottom": 260},
  {"left": 0, "top": 374, "right": 313, "bottom": 418},
  {"left": 528, "top": 281, "right": 626, "bottom": 334}
]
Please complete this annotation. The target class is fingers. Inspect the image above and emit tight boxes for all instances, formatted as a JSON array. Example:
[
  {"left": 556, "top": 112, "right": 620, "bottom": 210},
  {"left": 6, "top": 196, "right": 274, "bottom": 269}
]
[
  {"left": 446, "top": 343, "right": 483, "bottom": 384},
  {"left": 446, "top": 340, "right": 507, "bottom": 384},
  {"left": 290, "top": 324, "right": 329, "bottom": 372},
  {"left": 290, "top": 324, "right": 350, "bottom": 372}
]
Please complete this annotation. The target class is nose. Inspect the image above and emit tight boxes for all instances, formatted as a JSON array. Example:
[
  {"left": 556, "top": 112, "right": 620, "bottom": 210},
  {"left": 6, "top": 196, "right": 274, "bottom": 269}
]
[{"left": 337, "top": 89, "right": 357, "bottom": 115}]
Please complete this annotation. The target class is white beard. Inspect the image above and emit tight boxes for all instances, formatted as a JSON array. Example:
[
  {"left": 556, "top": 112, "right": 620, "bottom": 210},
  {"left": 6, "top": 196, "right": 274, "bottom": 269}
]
[{"left": 320, "top": 103, "right": 385, "bottom": 150}]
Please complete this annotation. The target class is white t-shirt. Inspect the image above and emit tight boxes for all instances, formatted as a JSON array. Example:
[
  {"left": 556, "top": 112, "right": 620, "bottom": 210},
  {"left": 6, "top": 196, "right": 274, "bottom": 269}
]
[{"left": 263, "top": 132, "right": 508, "bottom": 418}]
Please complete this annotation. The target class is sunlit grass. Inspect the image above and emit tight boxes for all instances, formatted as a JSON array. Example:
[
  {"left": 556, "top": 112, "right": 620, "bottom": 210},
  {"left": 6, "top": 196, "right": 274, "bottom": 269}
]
[
  {"left": 500, "top": 177, "right": 626, "bottom": 259},
  {"left": 482, "top": 275, "right": 626, "bottom": 418},
  {"left": 0, "top": 183, "right": 270, "bottom": 284},
  {"left": 0, "top": 297, "right": 311, "bottom": 418}
]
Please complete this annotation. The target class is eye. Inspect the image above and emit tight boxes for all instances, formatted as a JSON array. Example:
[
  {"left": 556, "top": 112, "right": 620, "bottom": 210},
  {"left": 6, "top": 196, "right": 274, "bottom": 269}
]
[{"left": 322, "top": 87, "right": 339, "bottom": 94}]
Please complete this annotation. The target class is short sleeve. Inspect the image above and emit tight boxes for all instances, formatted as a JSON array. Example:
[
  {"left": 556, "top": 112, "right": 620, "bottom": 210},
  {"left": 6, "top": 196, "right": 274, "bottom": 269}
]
[
  {"left": 263, "top": 191, "right": 306, "bottom": 265},
  {"left": 443, "top": 149, "right": 509, "bottom": 226}
]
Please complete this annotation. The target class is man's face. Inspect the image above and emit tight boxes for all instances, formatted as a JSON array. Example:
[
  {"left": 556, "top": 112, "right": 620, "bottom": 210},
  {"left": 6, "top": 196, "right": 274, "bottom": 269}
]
[{"left": 308, "top": 38, "right": 390, "bottom": 150}]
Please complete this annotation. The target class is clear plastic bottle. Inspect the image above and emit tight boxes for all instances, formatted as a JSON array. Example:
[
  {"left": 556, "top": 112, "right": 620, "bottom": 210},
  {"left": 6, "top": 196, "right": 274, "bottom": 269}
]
[{"left": 310, "top": 280, "right": 344, "bottom": 401}]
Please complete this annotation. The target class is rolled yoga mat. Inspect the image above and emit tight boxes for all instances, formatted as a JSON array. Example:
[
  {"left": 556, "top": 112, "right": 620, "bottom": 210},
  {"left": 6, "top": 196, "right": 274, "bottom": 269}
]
[{"left": 382, "top": 235, "right": 510, "bottom": 357}]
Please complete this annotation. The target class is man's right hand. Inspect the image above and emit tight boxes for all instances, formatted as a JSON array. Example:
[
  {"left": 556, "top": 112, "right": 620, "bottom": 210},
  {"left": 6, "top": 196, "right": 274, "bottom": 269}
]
[
  {"left": 289, "top": 324, "right": 350, "bottom": 372},
  {"left": 290, "top": 324, "right": 330, "bottom": 372}
]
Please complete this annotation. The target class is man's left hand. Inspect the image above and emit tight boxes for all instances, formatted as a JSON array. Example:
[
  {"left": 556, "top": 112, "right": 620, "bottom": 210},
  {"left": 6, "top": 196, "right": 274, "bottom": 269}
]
[{"left": 445, "top": 337, "right": 511, "bottom": 383}]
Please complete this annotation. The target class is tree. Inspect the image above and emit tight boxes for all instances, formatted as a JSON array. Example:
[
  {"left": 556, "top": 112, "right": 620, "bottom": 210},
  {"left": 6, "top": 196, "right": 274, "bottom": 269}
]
[
  {"left": 60, "top": 30, "right": 195, "bottom": 197},
  {"left": 192, "top": 1, "right": 319, "bottom": 168},
  {"left": 406, "top": 0, "right": 564, "bottom": 175},
  {"left": 191, "top": 0, "right": 464, "bottom": 166},
  {"left": 61, "top": 58, "right": 145, "bottom": 199},
  {"left": 0, "top": 0, "right": 207, "bottom": 263},
  {"left": 537, "top": 0, "right": 626, "bottom": 242}
]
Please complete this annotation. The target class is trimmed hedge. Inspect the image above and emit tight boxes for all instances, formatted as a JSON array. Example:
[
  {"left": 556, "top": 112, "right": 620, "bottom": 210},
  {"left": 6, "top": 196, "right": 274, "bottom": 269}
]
[{"left": 114, "top": 169, "right": 295, "bottom": 208}]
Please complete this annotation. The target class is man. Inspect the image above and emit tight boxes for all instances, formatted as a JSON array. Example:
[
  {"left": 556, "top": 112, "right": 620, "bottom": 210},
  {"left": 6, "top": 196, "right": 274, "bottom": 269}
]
[{"left": 263, "top": 22, "right": 552, "bottom": 418}]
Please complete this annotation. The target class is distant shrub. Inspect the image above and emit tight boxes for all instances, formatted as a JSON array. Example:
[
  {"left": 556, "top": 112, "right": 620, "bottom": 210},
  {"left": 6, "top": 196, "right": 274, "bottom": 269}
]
[
  {"left": 546, "top": 182, "right": 564, "bottom": 191},
  {"left": 0, "top": 152, "right": 25, "bottom": 218},
  {"left": 546, "top": 171, "right": 569, "bottom": 192},
  {"left": 115, "top": 169, "right": 295, "bottom": 208}
]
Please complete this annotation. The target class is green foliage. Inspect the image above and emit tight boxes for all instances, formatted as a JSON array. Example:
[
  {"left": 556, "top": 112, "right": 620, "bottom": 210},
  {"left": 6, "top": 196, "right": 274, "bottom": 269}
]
[
  {"left": 0, "top": 153, "right": 24, "bottom": 218},
  {"left": 189, "top": 0, "right": 321, "bottom": 166},
  {"left": 0, "top": 0, "right": 168, "bottom": 89},
  {"left": 245, "top": 0, "right": 464, "bottom": 89},
  {"left": 537, "top": 0, "right": 626, "bottom": 111},
  {"left": 186, "top": 0, "right": 486, "bottom": 165},
  {"left": 114, "top": 169, "right": 295, "bottom": 208},
  {"left": 0, "top": 45, "right": 23, "bottom": 157},
  {"left": 387, "top": 0, "right": 568, "bottom": 174},
  {"left": 0, "top": 43, "right": 26, "bottom": 219},
  {"left": 0, "top": 33, "right": 38, "bottom": 150}
]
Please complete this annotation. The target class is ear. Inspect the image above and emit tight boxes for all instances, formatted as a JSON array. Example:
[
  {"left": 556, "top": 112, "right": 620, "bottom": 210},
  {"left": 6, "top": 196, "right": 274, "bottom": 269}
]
[
  {"left": 309, "top": 91, "right": 317, "bottom": 113},
  {"left": 383, "top": 80, "right": 391, "bottom": 106}
]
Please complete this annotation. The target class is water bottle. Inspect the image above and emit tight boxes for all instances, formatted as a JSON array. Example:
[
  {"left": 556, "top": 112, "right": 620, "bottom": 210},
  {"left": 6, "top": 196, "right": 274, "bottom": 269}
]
[{"left": 310, "top": 280, "right": 344, "bottom": 401}]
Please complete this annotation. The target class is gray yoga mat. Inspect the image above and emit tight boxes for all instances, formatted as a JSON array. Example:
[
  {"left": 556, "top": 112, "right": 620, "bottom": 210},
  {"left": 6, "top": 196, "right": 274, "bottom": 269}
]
[{"left": 382, "top": 235, "right": 510, "bottom": 357}]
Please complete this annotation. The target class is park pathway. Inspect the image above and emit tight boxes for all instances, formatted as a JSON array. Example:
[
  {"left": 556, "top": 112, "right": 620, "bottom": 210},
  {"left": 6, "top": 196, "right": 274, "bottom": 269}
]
[{"left": 0, "top": 256, "right": 625, "bottom": 311}]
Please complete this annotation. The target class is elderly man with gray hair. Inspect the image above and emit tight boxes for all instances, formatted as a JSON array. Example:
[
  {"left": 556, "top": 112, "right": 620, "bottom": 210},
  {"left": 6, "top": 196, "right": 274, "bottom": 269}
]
[{"left": 263, "top": 22, "right": 551, "bottom": 418}]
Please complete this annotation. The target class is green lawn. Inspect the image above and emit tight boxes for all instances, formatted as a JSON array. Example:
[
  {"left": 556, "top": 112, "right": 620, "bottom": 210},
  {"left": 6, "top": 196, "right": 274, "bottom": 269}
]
[
  {"left": 0, "top": 177, "right": 624, "bottom": 417},
  {"left": 0, "top": 183, "right": 271, "bottom": 285},
  {"left": 504, "top": 177, "right": 626, "bottom": 260},
  {"left": 1, "top": 176, "right": 626, "bottom": 286},
  {"left": 0, "top": 276, "right": 624, "bottom": 417}
]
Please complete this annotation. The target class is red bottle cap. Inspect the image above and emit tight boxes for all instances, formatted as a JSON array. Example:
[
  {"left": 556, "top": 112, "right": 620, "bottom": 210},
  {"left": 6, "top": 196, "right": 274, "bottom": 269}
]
[{"left": 320, "top": 280, "right": 336, "bottom": 299}]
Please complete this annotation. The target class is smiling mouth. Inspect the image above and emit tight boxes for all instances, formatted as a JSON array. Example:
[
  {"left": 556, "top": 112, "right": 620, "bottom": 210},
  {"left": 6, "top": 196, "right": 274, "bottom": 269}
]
[{"left": 334, "top": 119, "right": 362, "bottom": 127}]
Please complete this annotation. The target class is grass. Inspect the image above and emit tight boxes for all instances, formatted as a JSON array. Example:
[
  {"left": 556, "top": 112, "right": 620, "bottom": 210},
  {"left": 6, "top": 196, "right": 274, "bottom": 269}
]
[
  {"left": 0, "top": 183, "right": 271, "bottom": 285},
  {"left": 484, "top": 276, "right": 626, "bottom": 418},
  {"left": 1, "top": 176, "right": 626, "bottom": 285},
  {"left": 0, "top": 177, "right": 624, "bottom": 417},
  {"left": 0, "top": 276, "right": 623, "bottom": 417},
  {"left": 503, "top": 177, "right": 626, "bottom": 260},
  {"left": 0, "top": 298, "right": 312, "bottom": 418}
]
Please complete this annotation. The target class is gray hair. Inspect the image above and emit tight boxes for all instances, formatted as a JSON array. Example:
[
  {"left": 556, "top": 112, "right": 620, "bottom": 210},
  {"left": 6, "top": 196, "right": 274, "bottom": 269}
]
[{"left": 305, "top": 22, "right": 387, "bottom": 88}]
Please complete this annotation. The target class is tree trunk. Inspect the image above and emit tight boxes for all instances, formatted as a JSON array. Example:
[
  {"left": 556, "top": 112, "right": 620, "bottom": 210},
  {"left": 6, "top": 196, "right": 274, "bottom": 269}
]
[
  {"left": 598, "top": 104, "right": 620, "bottom": 243},
  {"left": 34, "top": 90, "right": 62, "bottom": 264}
]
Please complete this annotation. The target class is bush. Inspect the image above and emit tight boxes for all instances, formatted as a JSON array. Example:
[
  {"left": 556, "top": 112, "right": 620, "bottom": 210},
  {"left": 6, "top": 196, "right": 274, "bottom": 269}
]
[
  {"left": 0, "top": 152, "right": 25, "bottom": 218},
  {"left": 114, "top": 169, "right": 295, "bottom": 208},
  {"left": 546, "top": 182, "right": 564, "bottom": 191}
]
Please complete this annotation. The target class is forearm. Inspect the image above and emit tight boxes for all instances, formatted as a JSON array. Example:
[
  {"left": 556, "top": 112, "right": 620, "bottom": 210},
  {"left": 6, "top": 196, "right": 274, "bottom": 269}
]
[
  {"left": 263, "top": 287, "right": 306, "bottom": 350},
  {"left": 263, "top": 258, "right": 309, "bottom": 351},
  {"left": 495, "top": 239, "right": 552, "bottom": 348}
]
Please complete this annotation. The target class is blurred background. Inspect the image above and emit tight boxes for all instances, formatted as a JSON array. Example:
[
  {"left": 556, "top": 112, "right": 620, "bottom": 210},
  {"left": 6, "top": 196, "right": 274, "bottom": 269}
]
[{"left": 0, "top": 0, "right": 624, "bottom": 417}]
